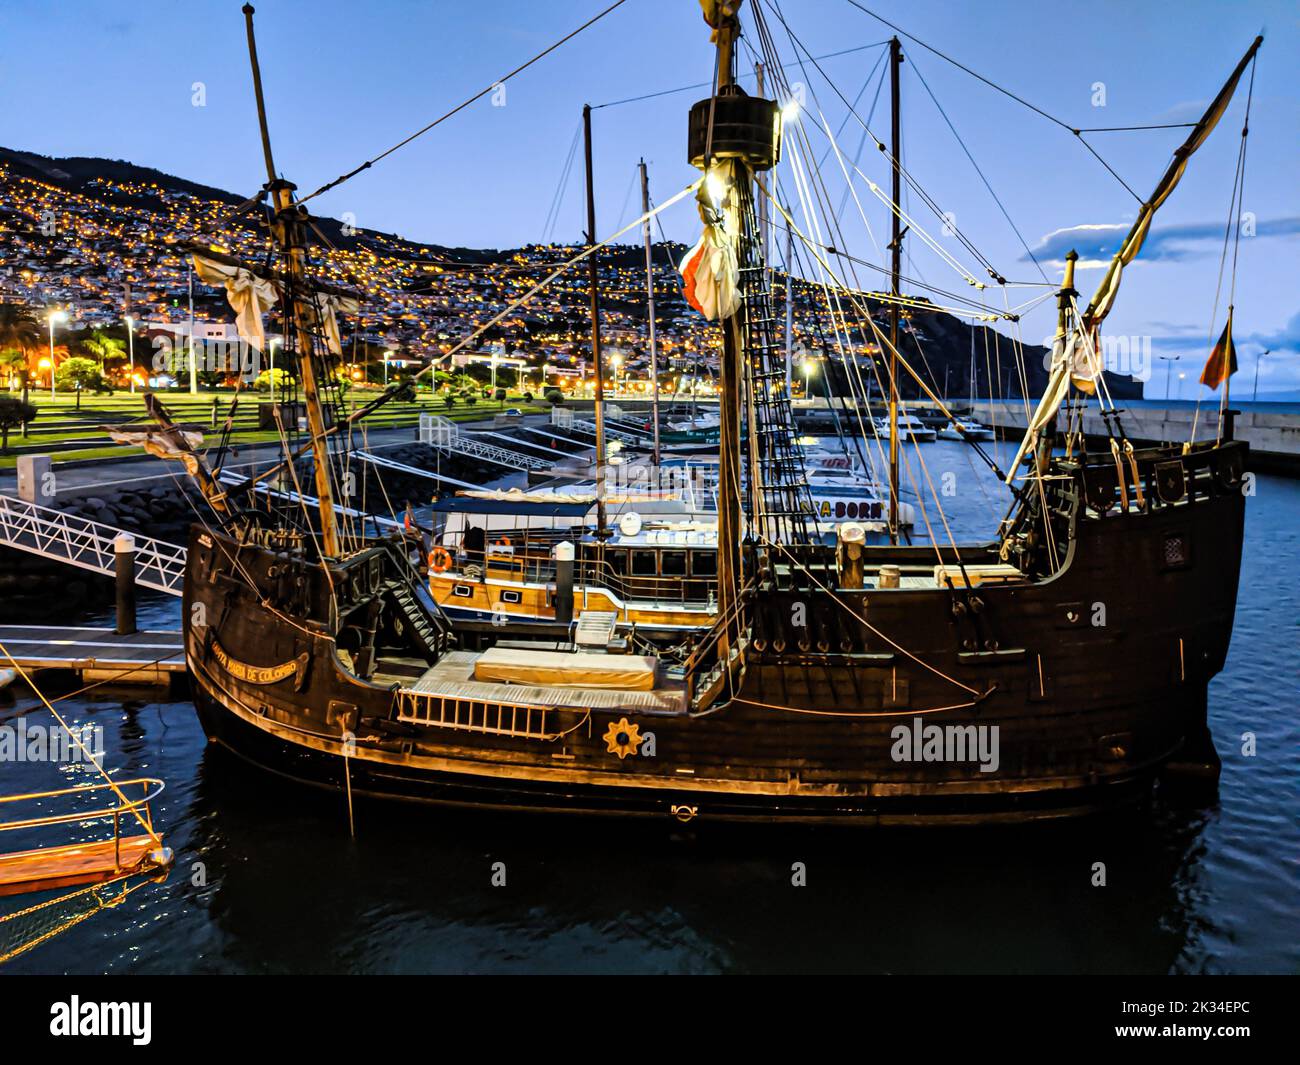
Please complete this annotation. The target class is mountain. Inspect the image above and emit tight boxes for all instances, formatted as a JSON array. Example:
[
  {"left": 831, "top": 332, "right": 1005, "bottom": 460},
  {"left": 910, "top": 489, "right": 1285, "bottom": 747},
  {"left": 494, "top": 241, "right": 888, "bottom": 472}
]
[{"left": 0, "top": 145, "right": 1143, "bottom": 401}]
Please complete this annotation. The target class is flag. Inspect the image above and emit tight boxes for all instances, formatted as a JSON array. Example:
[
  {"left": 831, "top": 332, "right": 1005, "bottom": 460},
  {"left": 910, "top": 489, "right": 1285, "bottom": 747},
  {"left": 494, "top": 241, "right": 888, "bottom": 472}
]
[{"left": 1200, "top": 310, "right": 1238, "bottom": 391}]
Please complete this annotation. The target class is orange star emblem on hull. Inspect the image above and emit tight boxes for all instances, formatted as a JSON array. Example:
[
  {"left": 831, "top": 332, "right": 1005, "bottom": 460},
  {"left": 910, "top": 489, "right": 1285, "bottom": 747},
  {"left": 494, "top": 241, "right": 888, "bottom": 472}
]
[{"left": 603, "top": 717, "right": 643, "bottom": 760}]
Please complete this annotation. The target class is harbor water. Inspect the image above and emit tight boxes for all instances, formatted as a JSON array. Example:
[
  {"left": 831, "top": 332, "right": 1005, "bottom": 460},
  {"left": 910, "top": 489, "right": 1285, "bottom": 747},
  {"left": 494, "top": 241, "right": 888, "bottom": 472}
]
[{"left": 2, "top": 440, "right": 1297, "bottom": 974}]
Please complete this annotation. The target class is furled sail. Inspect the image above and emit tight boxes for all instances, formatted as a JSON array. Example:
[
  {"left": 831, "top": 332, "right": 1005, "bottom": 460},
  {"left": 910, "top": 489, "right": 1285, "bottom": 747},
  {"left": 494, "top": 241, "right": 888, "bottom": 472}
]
[
  {"left": 192, "top": 252, "right": 278, "bottom": 353},
  {"left": 1006, "top": 35, "right": 1263, "bottom": 482},
  {"left": 192, "top": 252, "right": 360, "bottom": 357},
  {"left": 679, "top": 160, "right": 742, "bottom": 321}
]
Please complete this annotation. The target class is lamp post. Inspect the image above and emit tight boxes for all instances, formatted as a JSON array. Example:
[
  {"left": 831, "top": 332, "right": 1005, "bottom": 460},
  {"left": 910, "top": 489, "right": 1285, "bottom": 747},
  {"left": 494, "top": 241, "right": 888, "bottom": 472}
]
[
  {"left": 47, "top": 310, "right": 66, "bottom": 399},
  {"left": 1156, "top": 354, "right": 1179, "bottom": 401},
  {"left": 1177, "top": 371, "right": 1187, "bottom": 399},
  {"left": 124, "top": 315, "right": 136, "bottom": 394},
  {"left": 610, "top": 351, "right": 623, "bottom": 396},
  {"left": 802, "top": 354, "right": 816, "bottom": 399},
  {"left": 383, "top": 349, "right": 392, "bottom": 386},
  {"left": 1253, "top": 348, "right": 1271, "bottom": 403}
]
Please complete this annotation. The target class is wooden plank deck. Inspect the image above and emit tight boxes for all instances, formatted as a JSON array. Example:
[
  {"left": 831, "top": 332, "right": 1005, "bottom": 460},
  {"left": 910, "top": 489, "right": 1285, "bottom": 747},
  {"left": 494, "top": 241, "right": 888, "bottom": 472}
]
[
  {"left": 403, "top": 650, "right": 688, "bottom": 713},
  {"left": 0, "top": 835, "right": 166, "bottom": 897},
  {"left": 0, "top": 626, "right": 185, "bottom": 683}
]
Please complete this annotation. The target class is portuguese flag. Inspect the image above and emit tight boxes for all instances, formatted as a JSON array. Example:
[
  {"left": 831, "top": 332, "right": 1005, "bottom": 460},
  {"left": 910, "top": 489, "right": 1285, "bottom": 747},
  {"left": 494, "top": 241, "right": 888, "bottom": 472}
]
[{"left": 1200, "top": 309, "right": 1239, "bottom": 391}]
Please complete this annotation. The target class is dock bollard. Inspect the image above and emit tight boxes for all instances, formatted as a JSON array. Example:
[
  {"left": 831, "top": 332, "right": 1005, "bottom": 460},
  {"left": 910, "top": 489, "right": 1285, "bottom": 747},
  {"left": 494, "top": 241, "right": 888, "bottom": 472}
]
[
  {"left": 554, "top": 541, "right": 575, "bottom": 626},
  {"left": 114, "top": 533, "right": 137, "bottom": 636}
]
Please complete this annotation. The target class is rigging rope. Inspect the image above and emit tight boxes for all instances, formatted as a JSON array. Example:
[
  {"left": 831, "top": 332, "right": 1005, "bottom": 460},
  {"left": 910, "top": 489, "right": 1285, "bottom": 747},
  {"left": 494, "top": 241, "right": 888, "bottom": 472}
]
[{"left": 297, "top": 0, "right": 632, "bottom": 206}]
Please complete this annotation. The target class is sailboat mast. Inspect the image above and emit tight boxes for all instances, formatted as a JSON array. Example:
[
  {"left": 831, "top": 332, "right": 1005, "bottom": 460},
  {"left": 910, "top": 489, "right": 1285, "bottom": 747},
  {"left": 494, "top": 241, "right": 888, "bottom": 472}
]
[
  {"left": 639, "top": 159, "right": 661, "bottom": 466},
  {"left": 242, "top": 3, "right": 341, "bottom": 558},
  {"left": 887, "top": 35, "right": 903, "bottom": 545},
  {"left": 583, "top": 103, "right": 609, "bottom": 538},
  {"left": 785, "top": 212, "right": 793, "bottom": 396}
]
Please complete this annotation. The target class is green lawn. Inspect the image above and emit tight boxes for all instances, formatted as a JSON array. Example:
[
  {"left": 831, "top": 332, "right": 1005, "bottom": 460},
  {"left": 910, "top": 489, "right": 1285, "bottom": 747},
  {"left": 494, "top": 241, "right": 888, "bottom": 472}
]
[{"left": 1, "top": 389, "right": 551, "bottom": 469}]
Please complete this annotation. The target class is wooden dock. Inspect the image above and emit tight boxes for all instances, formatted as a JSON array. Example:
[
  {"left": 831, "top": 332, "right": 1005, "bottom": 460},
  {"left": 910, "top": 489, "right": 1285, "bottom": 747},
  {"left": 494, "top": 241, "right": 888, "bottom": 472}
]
[{"left": 0, "top": 625, "right": 184, "bottom": 685}]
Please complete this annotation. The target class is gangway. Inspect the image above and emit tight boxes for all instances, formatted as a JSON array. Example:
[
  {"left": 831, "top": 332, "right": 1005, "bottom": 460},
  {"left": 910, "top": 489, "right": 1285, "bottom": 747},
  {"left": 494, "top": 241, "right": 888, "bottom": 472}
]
[
  {"left": 417, "top": 414, "right": 549, "bottom": 471},
  {"left": 353, "top": 450, "right": 482, "bottom": 491},
  {"left": 569, "top": 419, "right": 643, "bottom": 446},
  {"left": 0, "top": 494, "right": 186, "bottom": 597}
]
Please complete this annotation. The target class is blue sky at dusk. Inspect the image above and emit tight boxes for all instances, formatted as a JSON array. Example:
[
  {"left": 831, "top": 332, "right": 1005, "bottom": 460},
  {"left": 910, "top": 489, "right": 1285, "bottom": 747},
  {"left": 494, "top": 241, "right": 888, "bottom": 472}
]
[{"left": 1, "top": 0, "right": 1296, "bottom": 396}]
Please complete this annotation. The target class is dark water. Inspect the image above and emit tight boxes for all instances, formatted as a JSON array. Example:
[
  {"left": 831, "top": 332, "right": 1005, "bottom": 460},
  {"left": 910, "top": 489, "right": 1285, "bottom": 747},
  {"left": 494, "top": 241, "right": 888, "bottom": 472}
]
[{"left": 3, "top": 441, "right": 1297, "bottom": 974}]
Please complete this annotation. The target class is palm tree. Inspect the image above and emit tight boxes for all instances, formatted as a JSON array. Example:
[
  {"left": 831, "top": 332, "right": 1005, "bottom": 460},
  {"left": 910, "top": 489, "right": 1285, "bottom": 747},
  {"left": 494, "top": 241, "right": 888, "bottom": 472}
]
[
  {"left": 0, "top": 349, "right": 28, "bottom": 392},
  {"left": 0, "top": 303, "right": 42, "bottom": 420},
  {"left": 81, "top": 329, "right": 126, "bottom": 372}
]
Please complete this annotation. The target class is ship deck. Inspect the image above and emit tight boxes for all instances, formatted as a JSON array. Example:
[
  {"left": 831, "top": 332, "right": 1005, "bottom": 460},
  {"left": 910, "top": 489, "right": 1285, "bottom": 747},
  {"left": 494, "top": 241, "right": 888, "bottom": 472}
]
[{"left": 401, "top": 650, "right": 689, "bottom": 714}]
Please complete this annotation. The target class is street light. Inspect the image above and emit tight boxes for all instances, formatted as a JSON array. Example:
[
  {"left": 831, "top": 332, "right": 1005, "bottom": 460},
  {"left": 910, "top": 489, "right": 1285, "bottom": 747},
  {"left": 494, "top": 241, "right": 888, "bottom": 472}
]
[
  {"left": 1156, "top": 354, "right": 1180, "bottom": 401},
  {"left": 384, "top": 348, "right": 393, "bottom": 386},
  {"left": 802, "top": 354, "right": 817, "bottom": 398},
  {"left": 124, "top": 316, "right": 136, "bottom": 394},
  {"left": 1253, "top": 348, "right": 1271, "bottom": 403},
  {"left": 46, "top": 310, "right": 66, "bottom": 400},
  {"left": 610, "top": 351, "right": 623, "bottom": 395}
]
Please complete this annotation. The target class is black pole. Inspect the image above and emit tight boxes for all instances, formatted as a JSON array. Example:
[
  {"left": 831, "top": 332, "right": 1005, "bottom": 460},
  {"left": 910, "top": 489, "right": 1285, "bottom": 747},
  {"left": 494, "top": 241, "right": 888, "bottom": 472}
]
[
  {"left": 114, "top": 533, "right": 137, "bottom": 636},
  {"left": 887, "top": 36, "right": 903, "bottom": 545},
  {"left": 583, "top": 104, "right": 609, "bottom": 539}
]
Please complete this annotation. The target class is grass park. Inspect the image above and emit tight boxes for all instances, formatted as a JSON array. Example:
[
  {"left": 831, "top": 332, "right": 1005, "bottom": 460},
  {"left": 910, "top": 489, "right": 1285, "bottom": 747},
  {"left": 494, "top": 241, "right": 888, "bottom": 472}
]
[{"left": 0, "top": 387, "right": 552, "bottom": 470}]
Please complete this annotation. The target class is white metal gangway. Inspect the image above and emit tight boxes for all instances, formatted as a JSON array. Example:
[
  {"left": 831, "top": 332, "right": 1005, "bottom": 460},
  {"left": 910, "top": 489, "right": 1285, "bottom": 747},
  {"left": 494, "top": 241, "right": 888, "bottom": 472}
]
[
  {"left": 417, "top": 413, "right": 549, "bottom": 471},
  {"left": 569, "top": 418, "right": 644, "bottom": 446},
  {"left": 0, "top": 494, "right": 186, "bottom": 597}
]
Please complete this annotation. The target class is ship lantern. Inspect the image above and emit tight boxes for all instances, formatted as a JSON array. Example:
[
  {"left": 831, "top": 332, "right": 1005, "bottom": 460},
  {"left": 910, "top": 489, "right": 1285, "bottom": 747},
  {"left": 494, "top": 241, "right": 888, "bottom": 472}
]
[{"left": 688, "top": 89, "right": 782, "bottom": 172}]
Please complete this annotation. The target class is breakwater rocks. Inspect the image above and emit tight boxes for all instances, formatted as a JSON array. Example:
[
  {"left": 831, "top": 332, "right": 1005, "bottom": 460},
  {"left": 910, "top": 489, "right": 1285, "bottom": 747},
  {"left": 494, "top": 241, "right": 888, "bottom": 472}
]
[{"left": 58, "top": 482, "right": 206, "bottom": 543}]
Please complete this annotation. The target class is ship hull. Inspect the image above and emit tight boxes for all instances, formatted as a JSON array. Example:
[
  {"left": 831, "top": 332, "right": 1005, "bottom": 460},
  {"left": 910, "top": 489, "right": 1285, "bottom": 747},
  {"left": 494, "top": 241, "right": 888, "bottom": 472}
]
[{"left": 183, "top": 441, "right": 1246, "bottom": 827}]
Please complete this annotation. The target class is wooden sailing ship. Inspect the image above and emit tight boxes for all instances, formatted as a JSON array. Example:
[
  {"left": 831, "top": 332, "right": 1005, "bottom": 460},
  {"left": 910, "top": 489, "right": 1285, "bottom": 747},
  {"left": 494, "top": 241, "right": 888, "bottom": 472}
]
[{"left": 156, "top": 3, "right": 1256, "bottom": 825}]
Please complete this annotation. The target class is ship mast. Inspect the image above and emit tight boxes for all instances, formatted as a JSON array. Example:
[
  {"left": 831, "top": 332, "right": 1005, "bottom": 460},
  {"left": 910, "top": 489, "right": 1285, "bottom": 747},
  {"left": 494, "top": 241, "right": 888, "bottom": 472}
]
[
  {"left": 709, "top": 12, "right": 743, "bottom": 653},
  {"left": 639, "top": 159, "right": 661, "bottom": 467},
  {"left": 242, "top": 3, "right": 342, "bottom": 558},
  {"left": 886, "top": 35, "right": 904, "bottom": 545},
  {"left": 583, "top": 104, "right": 610, "bottom": 539}
]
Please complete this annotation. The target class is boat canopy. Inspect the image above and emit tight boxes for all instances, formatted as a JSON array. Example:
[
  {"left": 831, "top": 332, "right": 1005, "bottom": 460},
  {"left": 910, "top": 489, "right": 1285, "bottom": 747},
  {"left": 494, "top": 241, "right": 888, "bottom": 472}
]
[{"left": 429, "top": 497, "right": 592, "bottom": 518}]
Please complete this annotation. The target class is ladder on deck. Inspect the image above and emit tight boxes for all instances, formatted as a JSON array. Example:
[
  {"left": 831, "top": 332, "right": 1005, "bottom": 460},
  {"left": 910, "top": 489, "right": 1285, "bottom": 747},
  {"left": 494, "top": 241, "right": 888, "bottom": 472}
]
[
  {"left": 0, "top": 494, "right": 186, "bottom": 596},
  {"left": 573, "top": 610, "right": 619, "bottom": 649}
]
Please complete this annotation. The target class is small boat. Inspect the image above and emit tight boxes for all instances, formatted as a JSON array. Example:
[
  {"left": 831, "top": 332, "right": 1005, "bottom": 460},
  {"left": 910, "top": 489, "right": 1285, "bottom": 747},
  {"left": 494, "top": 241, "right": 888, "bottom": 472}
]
[
  {"left": 874, "top": 414, "right": 937, "bottom": 443},
  {"left": 939, "top": 417, "right": 995, "bottom": 441}
]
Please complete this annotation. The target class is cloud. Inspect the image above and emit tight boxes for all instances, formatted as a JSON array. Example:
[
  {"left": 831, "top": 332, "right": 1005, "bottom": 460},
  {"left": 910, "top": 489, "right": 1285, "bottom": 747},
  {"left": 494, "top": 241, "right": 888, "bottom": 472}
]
[
  {"left": 1241, "top": 309, "right": 1300, "bottom": 353},
  {"left": 1023, "top": 216, "right": 1300, "bottom": 266}
]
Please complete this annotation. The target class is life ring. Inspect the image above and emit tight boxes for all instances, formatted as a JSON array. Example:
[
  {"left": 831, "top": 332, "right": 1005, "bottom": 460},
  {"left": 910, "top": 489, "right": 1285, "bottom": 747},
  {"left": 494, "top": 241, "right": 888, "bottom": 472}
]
[
  {"left": 493, "top": 536, "right": 511, "bottom": 548},
  {"left": 429, "top": 546, "right": 452, "bottom": 573}
]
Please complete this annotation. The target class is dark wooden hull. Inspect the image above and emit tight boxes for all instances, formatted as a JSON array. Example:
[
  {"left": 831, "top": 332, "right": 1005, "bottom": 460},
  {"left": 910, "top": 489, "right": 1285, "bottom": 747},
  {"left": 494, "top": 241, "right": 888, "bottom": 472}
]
[{"left": 183, "top": 441, "right": 1247, "bottom": 826}]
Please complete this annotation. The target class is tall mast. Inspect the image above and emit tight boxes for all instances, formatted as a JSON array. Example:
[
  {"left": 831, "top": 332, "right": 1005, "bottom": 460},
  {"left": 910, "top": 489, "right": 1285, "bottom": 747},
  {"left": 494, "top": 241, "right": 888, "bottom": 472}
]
[
  {"left": 784, "top": 207, "right": 793, "bottom": 397},
  {"left": 638, "top": 159, "right": 661, "bottom": 466},
  {"left": 887, "top": 35, "right": 903, "bottom": 545},
  {"left": 713, "top": 20, "right": 743, "bottom": 653},
  {"left": 242, "top": 3, "right": 341, "bottom": 558},
  {"left": 582, "top": 103, "right": 609, "bottom": 538}
]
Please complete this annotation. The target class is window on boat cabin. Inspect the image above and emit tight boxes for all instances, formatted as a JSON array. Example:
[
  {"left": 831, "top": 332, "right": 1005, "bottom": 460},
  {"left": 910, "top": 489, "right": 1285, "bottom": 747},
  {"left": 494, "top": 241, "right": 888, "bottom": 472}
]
[
  {"left": 660, "top": 550, "right": 687, "bottom": 577},
  {"left": 606, "top": 549, "right": 627, "bottom": 575},
  {"left": 500, "top": 589, "right": 522, "bottom": 604},
  {"left": 690, "top": 550, "right": 717, "bottom": 577},
  {"left": 452, "top": 584, "right": 473, "bottom": 598},
  {"left": 630, "top": 550, "right": 658, "bottom": 577}
]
